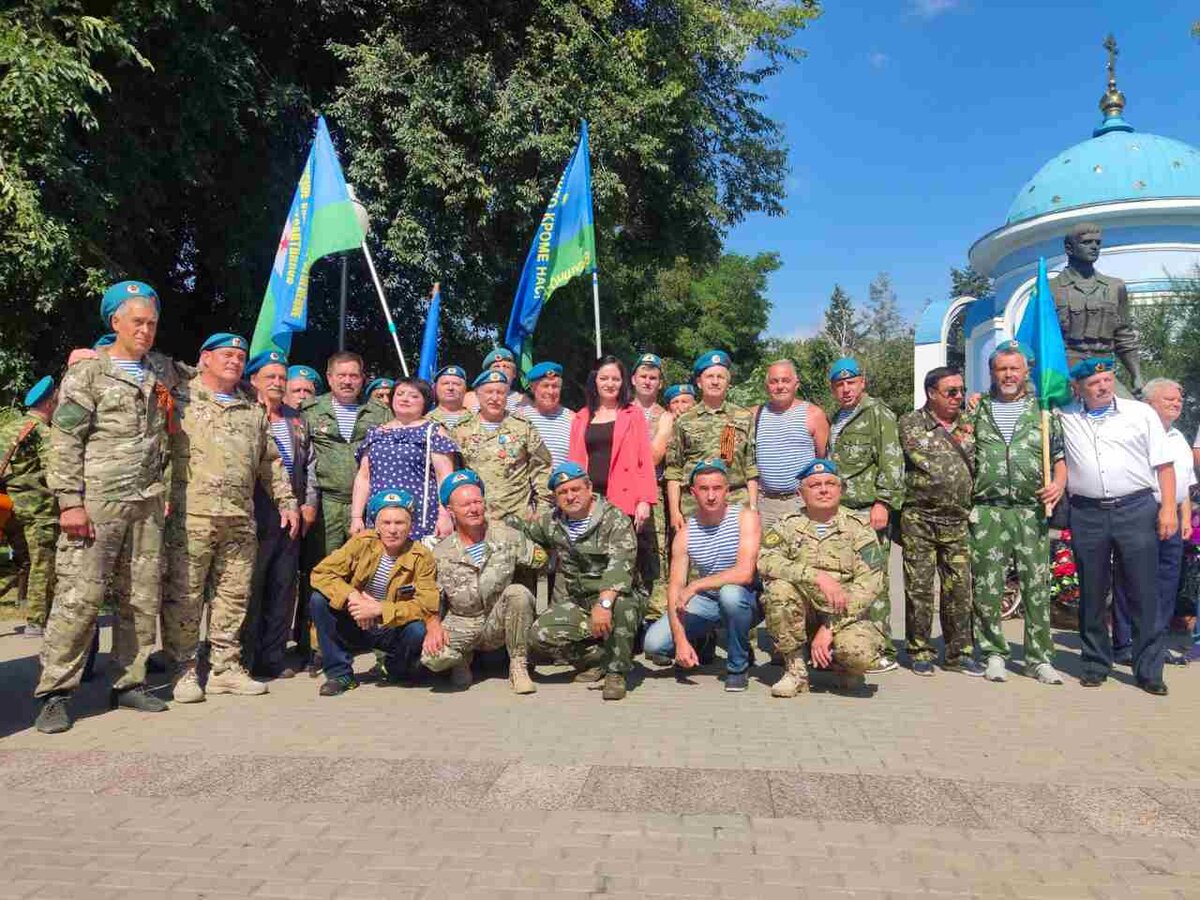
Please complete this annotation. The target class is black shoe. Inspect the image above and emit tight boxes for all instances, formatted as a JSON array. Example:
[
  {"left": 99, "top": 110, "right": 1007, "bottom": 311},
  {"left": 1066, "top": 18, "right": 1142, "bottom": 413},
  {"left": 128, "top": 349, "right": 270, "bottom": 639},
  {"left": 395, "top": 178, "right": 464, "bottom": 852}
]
[
  {"left": 1113, "top": 651, "right": 1133, "bottom": 667},
  {"left": 110, "top": 686, "right": 169, "bottom": 712},
  {"left": 319, "top": 675, "right": 358, "bottom": 697},
  {"left": 35, "top": 695, "right": 72, "bottom": 734},
  {"left": 944, "top": 658, "right": 986, "bottom": 677},
  {"left": 724, "top": 671, "right": 750, "bottom": 692},
  {"left": 1079, "top": 673, "right": 1107, "bottom": 687},
  {"left": 1138, "top": 679, "right": 1169, "bottom": 696}
]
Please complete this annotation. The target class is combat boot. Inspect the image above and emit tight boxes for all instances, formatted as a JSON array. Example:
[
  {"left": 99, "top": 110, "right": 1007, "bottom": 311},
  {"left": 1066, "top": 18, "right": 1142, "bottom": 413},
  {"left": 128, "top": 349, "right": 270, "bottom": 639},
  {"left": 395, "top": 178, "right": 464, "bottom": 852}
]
[
  {"left": 35, "top": 694, "right": 72, "bottom": 734},
  {"left": 172, "top": 662, "right": 205, "bottom": 704},
  {"left": 601, "top": 673, "right": 627, "bottom": 700},
  {"left": 207, "top": 663, "right": 268, "bottom": 696},
  {"left": 771, "top": 651, "right": 809, "bottom": 698},
  {"left": 574, "top": 665, "right": 605, "bottom": 686},
  {"left": 509, "top": 655, "right": 537, "bottom": 695},
  {"left": 450, "top": 652, "right": 473, "bottom": 689}
]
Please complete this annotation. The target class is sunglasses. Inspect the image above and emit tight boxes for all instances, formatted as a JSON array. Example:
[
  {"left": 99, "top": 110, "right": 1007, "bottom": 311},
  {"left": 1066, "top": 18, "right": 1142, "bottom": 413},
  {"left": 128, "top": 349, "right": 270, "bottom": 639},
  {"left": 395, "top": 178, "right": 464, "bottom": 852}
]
[{"left": 940, "top": 387, "right": 964, "bottom": 397}]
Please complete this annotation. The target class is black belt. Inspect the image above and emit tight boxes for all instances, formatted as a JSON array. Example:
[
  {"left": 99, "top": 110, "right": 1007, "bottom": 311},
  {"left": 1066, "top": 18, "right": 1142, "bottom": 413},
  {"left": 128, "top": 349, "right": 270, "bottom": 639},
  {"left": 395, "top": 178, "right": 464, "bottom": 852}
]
[
  {"left": 1070, "top": 488, "right": 1153, "bottom": 510},
  {"left": 760, "top": 488, "right": 798, "bottom": 500}
]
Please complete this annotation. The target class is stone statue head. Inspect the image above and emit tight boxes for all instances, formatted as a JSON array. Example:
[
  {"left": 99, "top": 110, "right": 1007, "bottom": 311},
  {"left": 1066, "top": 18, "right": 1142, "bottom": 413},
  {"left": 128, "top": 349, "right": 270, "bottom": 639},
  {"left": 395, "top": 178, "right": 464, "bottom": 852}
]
[{"left": 1064, "top": 222, "right": 1103, "bottom": 264}]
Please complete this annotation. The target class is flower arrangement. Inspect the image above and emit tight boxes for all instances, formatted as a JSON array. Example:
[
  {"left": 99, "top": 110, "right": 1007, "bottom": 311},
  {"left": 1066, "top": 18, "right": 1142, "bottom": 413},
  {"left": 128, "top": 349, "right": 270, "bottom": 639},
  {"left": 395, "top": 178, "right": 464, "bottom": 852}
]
[{"left": 1050, "top": 529, "right": 1079, "bottom": 630}]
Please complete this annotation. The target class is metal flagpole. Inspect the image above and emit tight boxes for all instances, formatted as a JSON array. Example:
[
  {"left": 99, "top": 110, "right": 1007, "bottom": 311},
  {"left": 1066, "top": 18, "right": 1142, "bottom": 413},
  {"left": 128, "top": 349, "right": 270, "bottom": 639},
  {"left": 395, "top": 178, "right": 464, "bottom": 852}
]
[
  {"left": 360, "top": 240, "right": 410, "bottom": 377},
  {"left": 591, "top": 270, "right": 602, "bottom": 357},
  {"left": 337, "top": 255, "right": 348, "bottom": 351}
]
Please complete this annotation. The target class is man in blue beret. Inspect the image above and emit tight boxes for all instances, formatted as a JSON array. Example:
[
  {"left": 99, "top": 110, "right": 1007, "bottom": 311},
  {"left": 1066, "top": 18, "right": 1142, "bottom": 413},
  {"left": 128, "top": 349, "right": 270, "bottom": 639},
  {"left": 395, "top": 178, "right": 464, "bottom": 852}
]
[
  {"left": 465, "top": 347, "right": 529, "bottom": 413},
  {"left": 161, "top": 333, "right": 299, "bottom": 704},
  {"left": 309, "top": 489, "right": 439, "bottom": 695},
  {"left": 365, "top": 377, "right": 395, "bottom": 409},
  {"left": 664, "top": 383, "right": 697, "bottom": 416},
  {"left": 1058, "top": 357, "right": 1177, "bottom": 693},
  {"left": 429, "top": 365, "right": 473, "bottom": 430},
  {"left": 521, "top": 362, "right": 574, "bottom": 469},
  {"left": 285, "top": 365, "right": 322, "bottom": 407}
]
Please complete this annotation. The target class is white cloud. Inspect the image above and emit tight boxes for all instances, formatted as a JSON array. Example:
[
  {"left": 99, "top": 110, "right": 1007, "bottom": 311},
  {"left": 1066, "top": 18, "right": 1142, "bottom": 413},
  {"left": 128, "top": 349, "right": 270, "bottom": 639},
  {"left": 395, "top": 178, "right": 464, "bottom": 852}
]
[
  {"left": 868, "top": 51, "right": 889, "bottom": 69},
  {"left": 908, "top": 0, "right": 958, "bottom": 18}
]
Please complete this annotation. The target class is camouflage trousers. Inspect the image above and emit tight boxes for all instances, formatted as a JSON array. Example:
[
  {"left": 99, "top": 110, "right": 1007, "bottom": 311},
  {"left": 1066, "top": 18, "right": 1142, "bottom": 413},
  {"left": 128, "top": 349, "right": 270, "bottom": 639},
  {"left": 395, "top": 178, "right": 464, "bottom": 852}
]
[
  {"left": 422, "top": 584, "right": 537, "bottom": 671},
  {"left": 529, "top": 593, "right": 643, "bottom": 675},
  {"left": 646, "top": 485, "right": 670, "bottom": 621},
  {"left": 162, "top": 514, "right": 256, "bottom": 673},
  {"left": 901, "top": 510, "right": 973, "bottom": 665},
  {"left": 4, "top": 510, "right": 57, "bottom": 626},
  {"left": 761, "top": 580, "right": 881, "bottom": 676},
  {"left": 35, "top": 497, "right": 164, "bottom": 697},
  {"left": 848, "top": 507, "right": 895, "bottom": 660},
  {"left": 969, "top": 504, "right": 1053, "bottom": 668}
]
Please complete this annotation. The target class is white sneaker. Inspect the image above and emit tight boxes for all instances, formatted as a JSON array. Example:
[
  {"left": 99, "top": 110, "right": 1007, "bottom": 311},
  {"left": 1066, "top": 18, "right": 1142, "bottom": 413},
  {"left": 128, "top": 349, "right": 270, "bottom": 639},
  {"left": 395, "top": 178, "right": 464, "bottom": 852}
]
[
  {"left": 207, "top": 663, "right": 268, "bottom": 696},
  {"left": 172, "top": 665, "right": 205, "bottom": 703},
  {"left": 1033, "top": 663, "right": 1064, "bottom": 685},
  {"left": 984, "top": 655, "right": 1007, "bottom": 682},
  {"left": 866, "top": 656, "right": 899, "bottom": 675}
]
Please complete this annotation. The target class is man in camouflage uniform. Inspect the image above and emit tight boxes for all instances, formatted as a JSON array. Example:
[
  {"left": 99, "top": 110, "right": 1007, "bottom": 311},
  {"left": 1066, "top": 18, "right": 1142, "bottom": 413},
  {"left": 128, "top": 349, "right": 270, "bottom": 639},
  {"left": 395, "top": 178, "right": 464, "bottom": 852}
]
[
  {"left": 0, "top": 376, "right": 58, "bottom": 634},
  {"left": 966, "top": 340, "right": 1066, "bottom": 685},
  {"left": 421, "top": 470, "right": 545, "bottom": 694},
  {"left": 758, "top": 459, "right": 885, "bottom": 697},
  {"left": 515, "top": 462, "right": 641, "bottom": 701},
  {"left": 898, "top": 366, "right": 979, "bottom": 676},
  {"left": 631, "top": 352, "right": 673, "bottom": 621},
  {"left": 35, "top": 280, "right": 181, "bottom": 733},
  {"left": 826, "top": 357, "right": 905, "bottom": 671},
  {"left": 162, "top": 333, "right": 298, "bottom": 703}
]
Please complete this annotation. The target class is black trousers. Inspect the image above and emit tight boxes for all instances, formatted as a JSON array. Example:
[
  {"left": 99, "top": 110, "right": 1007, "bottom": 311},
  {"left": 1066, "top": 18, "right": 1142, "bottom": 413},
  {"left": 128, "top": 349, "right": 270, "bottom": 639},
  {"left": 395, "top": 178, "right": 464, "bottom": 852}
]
[
  {"left": 242, "top": 521, "right": 300, "bottom": 672},
  {"left": 1070, "top": 492, "right": 1166, "bottom": 684}
]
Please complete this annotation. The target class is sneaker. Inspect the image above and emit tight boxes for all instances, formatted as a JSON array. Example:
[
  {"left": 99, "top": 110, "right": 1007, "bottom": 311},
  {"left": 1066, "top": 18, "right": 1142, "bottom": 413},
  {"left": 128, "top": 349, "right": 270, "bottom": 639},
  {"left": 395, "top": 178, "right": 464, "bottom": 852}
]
[
  {"left": 206, "top": 664, "right": 268, "bottom": 696},
  {"left": 574, "top": 665, "right": 605, "bottom": 685},
  {"left": 601, "top": 673, "right": 627, "bottom": 701},
  {"left": 866, "top": 656, "right": 898, "bottom": 675},
  {"left": 984, "top": 655, "right": 1008, "bottom": 682},
  {"left": 1165, "top": 649, "right": 1190, "bottom": 666},
  {"left": 1033, "top": 663, "right": 1064, "bottom": 685},
  {"left": 1185, "top": 645, "right": 1200, "bottom": 664},
  {"left": 172, "top": 664, "right": 205, "bottom": 704},
  {"left": 724, "top": 671, "right": 750, "bottom": 692},
  {"left": 110, "top": 686, "right": 169, "bottom": 713},
  {"left": 22, "top": 623, "right": 43, "bottom": 638},
  {"left": 911, "top": 660, "right": 935, "bottom": 677},
  {"left": 319, "top": 675, "right": 358, "bottom": 697},
  {"left": 945, "top": 658, "right": 985, "bottom": 677},
  {"left": 35, "top": 695, "right": 72, "bottom": 734}
]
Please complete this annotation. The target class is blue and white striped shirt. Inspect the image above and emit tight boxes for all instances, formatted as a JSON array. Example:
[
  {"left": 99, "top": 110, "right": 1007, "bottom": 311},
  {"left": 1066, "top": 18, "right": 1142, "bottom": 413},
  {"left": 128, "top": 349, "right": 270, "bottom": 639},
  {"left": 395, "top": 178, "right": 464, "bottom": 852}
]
[
  {"left": 112, "top": 358, "right": 146, "bottom": 383},
  {"left": 214, "top": 391, "right": 239, "bottom": 405},
  {"left": 687, "top": 504, "right": 742, "bottom": 578},
  {"left": 523, "top": 406, "right": 573, "bottom": 467},
  {"left": 269, "top": 420, "right": 295, "bottom": 477},
  {"left": 989, "top": 398, "right": 1029, "bottom": 445},
  {"left": 830, "top": 407, "right": 855, "bottom": 446},
  {"left": 331, "top": 399, "right": 360, "bottom": 441},
  {"left": 565, "top": 516, "right": 592, "bottom": 542},
  {"left": 465, "top": 542, "right": 487, "bottom": 566},
  {"left": 755, "top": 403, "right": 815, "bottom": 493},
  {"left": 480, "top": 418, "right": 502, "bottom": 433},
  {"left": 367, "top": 554, "right": 398, "bottom": 598},
  {"left": 436, "top": 409, "right": 468, "bottom": 429}
]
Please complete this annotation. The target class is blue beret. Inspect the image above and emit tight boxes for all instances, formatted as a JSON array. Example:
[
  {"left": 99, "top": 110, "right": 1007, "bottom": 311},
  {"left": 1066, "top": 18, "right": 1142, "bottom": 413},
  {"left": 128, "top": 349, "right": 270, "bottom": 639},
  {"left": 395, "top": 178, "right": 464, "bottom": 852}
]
[
  {"left": 200, "top": 333, "right": 249, "bottom": 353},
  {"left": 828, "top": 358, "right": 861, "bottom": 382},
  {"left": 482, "top": 347, "right": 516, "bottom": 368},
  {"left": 436, "top": 365, "right": 467, "bottom": 382},
  {"left": 94, "top": 333, "right": 117, "bottom": 350},
  {"left": 664, "top": 384, "right": 697, "bottom": 402},
  {"left": 366, "top": 377, "right": 395, "bottom": 397},
  {"left": 526, "top": 361, "right": 563, "bottom": 382},
  {"left": 439, "top": 469, "right": 485, "bottom": 506},
  {"left": 473, "top": 370, "right": 509, "bottom": 389},
  {"left": 287, "top": 365, "right": 323, "bottom": 390},
  {"left": 100, "top": 281, "right": 158, "bottom": 327},
  {"left": 548, "top": 461, "right": 588, "bottom": 490},
  {"left": 245, "top": 350, "right": 288, "bottom": 376},
  {"left": 1070, "top": 357, "right": 1116, "bottom": 381},
  {"left": 367, "top": 489, "right": 415, "bottom": 520},
  {"left": 634, "top": 352, "right": 663, "bottom": 371},
  {"left": 693, "top": 349, "right": 732, "bottom": 377},
  {"left": 798, "top": 458, "right": 839, "bottom": 481},
  {"left": 688, "top": 458, "right": 728, "bottom": 484},
  {"left": 989, "top": 339, "right": 1031, "bottom": 364},
  {"left": 23, "top": 376, "right": 54, "bottom": 409}
]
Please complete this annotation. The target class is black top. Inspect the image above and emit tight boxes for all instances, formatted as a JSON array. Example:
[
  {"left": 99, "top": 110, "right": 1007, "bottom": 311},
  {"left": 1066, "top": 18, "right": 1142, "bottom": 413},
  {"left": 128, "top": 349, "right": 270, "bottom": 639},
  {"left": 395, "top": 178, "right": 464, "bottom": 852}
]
[{"left": 585, "top": 420, "right": 615, "bottom": 495}]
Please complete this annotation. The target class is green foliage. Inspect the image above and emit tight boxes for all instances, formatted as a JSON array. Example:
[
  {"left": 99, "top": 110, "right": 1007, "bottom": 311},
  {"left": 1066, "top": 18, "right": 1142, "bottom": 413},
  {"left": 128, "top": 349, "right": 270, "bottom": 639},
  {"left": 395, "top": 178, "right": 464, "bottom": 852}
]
[
  {"left": 1132, "top": 270, "right": 1200, "bottom": 439},
  {"left": 821, "top": 284, "right": 860, "bottom": 354},
  {"left": 949, "top": 265, "right": 992, "bottom": 300}
]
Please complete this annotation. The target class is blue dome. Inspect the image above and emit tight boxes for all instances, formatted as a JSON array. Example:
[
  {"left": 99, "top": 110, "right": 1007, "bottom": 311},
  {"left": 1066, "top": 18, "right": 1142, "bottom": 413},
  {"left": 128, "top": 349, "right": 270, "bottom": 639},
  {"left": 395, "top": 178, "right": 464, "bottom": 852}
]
[{"left": 1007, "top": 117, "right": 1200, "bottom": 225}]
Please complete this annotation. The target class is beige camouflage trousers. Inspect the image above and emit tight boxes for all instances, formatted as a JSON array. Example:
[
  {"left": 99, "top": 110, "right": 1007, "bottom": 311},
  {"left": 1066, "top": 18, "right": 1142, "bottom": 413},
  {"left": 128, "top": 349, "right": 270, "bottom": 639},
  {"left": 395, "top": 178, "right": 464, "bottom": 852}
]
[
  {"left": 761, "top": 580, "right": 881, "bottom": 676},
  {"left": 35, "top": 497, "right": 164, "bottom": 697},
  {"left": 422, "top": 584, "right": 537, "bottom": 671},
  {"left": 162, "top": 514, "right": 256, "bottom": 673}
]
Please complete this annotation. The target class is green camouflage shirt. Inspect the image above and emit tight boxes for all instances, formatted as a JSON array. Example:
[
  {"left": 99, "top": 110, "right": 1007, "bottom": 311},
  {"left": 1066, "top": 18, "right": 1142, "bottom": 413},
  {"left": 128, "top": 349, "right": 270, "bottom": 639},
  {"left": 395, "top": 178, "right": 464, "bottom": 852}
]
[
  {"left": 827, "top": 394, "right": 904, "bottom": 511},
  {"left": 434, "top": 522, "right": 549, "bottom": 617},
  {"left": 898, "top": 407, "right": 975, "bottom": 520},
  {"left": 663, "top": 400, "right": 757, "bottom": 488},
  {"left": 0, "top": 413, "right": 54, "bottom": 520},
  {"left": 302, "top": 394, "right": 390, "bottom": 501},
  {"left": 452, "top": 414, "right": 553, "bottom": 519},
  {"left": 966, "top": 393, "right": 1064, "bottom": 505}
]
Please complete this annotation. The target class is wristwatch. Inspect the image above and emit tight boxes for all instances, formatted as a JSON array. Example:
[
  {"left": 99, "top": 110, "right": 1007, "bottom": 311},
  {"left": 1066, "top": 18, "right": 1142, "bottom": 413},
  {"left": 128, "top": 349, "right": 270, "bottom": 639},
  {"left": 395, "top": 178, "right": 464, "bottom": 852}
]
[{"left": 599, "top": 598, "right": 614, "bottom": 610}]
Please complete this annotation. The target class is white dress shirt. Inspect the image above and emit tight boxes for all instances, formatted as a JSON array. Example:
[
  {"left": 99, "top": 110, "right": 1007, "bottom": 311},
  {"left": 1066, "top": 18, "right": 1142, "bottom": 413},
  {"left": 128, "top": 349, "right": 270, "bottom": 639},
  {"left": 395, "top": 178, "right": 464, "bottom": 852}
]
[
  {"left": 1058, "top": 398, "right": 1172, "bottom": 500},
  {"left": 1161, "top": 427, "right": 1197, "bottom": 505}
]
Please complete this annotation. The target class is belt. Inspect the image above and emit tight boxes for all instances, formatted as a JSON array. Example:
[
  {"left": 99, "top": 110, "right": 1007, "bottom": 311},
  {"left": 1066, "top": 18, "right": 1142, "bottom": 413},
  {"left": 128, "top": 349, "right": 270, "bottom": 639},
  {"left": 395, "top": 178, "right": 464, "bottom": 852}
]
[
  {"left": 1070, "top": 488, "right": 1153, "bottom": 510},
  {"left": 760, "top": 488, "right": 798, "bottom": 500},
  {"left": 978, "top": 499, "right": 1040, "bottom": 509}
]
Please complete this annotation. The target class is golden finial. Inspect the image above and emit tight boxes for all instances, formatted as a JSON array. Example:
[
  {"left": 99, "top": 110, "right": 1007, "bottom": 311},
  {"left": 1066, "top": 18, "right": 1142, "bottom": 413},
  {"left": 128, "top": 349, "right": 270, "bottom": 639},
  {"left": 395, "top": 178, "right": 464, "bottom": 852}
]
[{"left": 1100, "top": 33, "right": 1126, "bottom": 119}]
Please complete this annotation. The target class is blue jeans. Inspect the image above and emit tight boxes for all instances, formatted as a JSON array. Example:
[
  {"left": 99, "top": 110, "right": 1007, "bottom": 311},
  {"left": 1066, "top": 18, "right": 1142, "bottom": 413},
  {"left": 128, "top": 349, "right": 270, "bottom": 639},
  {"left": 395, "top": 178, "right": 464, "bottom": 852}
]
[
  {"left": 642, "top": 584, "right": 762, "bottom": 673},
  {"left": 308, "top": 591, "right": 426, "bottom": 681}
]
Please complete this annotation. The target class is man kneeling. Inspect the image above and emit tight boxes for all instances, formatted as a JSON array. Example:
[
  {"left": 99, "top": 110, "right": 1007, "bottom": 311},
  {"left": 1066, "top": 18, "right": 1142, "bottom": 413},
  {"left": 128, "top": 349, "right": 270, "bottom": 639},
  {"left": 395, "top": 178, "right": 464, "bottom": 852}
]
[
  {"left": 422, "top": 470, "right": 544, "bottom": 694},
  {"left": 309, "top": 490, "right": 438, "bottom": 696},
  {"left": 758, "top": 459, "right": 885, "bottom": 697},
  {"left": 643, "top": 460, "right": 761, "bottom": 691}
]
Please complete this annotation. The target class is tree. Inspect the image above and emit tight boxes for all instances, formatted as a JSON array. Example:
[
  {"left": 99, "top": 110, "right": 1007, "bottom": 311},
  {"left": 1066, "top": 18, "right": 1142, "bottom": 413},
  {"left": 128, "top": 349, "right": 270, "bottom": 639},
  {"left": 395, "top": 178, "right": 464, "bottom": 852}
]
[
  {"left": 1132, "top": 268, "right": 1200, "bottom": 439},
  {"left": 864, "top": 272, "right": 906, "bottom": 344},
  {"left": 950, "top": 265, "right": 992, "bottom": 300},
  {"left": 822, "top": 284, "right": 860, "bottom": 353}
]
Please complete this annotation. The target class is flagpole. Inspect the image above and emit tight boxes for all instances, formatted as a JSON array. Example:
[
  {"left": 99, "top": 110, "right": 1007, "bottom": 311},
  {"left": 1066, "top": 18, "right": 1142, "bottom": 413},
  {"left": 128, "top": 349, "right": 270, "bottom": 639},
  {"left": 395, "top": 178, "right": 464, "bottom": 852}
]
[
  {"left": 591, "top": 270, "right": 602, "bottom": 358},
  {"left": 361, "top": 240, "right": 410, "bottom": 377},
  {"left": 1041, "top": 409, "right": 1053, "bottom": 519}
]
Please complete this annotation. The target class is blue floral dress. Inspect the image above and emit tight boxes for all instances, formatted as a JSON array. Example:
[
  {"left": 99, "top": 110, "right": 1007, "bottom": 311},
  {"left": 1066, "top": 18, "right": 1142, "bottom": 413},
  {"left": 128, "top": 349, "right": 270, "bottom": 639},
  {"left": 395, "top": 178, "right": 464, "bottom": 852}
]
[{"left": 357, "top": 421, "right": 458, "bottom": 539}]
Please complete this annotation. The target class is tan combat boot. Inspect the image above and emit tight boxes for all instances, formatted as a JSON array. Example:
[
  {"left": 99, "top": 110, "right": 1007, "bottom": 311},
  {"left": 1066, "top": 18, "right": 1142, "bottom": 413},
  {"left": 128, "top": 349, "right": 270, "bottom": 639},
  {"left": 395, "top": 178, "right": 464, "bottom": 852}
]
[
  {"left": 207, "top": 662, "right": 269, "bottom": 696},
  {"left": 451, "top": 652, "right": 474, "bottom": 689},
  {"left": 509, "top": 655, "right": 537, "bottom": 695},
  {"left": 601, "top": 673, "right": 627, "bottom": 700},
  {"left": 172, "top": 661, "right": 205, "bottom": 704},
  {"left": 771, "top": 651, "right": 809, "bottom": 698}
]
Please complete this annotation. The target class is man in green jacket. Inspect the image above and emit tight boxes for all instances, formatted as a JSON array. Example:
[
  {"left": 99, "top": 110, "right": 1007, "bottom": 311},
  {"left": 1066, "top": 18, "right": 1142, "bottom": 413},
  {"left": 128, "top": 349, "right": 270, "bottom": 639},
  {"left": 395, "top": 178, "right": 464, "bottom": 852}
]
[
  {"left": 965, "top": 340, "right": 1067, "bottom": 685},
  {"left": 826, "top": 358, "right": 904, "bottom": 672}
]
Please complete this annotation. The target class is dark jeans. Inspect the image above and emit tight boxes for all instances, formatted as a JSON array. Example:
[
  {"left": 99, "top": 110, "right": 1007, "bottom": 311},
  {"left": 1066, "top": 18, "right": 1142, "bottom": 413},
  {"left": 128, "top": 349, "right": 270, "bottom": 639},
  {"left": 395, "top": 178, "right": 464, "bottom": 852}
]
[
  {"left": 1070, "top": 493, "right": 1167, "bottom": 684},
  {"left": 1113, "top": 529, "right": 1183, "bottom": 654},
  {"left": 243, "top": 524, "right": 300, "bottom": 672},
  {"left": 308, "top": 591, "right": 426, "bottom": 681}
]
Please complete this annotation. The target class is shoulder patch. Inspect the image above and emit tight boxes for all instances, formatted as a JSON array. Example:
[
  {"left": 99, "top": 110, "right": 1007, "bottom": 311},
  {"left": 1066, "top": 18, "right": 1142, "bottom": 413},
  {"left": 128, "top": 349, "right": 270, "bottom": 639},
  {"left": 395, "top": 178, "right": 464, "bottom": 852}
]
[
  {"left": 52, "top": 400, "right": 90, "bottom": 433},
  {"left": 857, "top": 540, "right": 885, "bottom": 569},
  {"left": 762, "top": 529, "right": 784, "bottom": 549}
]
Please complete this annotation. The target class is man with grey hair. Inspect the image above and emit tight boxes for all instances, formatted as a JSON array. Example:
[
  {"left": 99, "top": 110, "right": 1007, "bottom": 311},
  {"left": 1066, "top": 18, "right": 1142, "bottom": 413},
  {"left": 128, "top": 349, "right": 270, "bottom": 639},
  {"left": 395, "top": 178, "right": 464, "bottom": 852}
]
[
  {"left": 753, "top": 360, "right": 829, "bottom": 528},
  {"left": 1113, "top": 376, "right": 1194, "bottom": 666}
]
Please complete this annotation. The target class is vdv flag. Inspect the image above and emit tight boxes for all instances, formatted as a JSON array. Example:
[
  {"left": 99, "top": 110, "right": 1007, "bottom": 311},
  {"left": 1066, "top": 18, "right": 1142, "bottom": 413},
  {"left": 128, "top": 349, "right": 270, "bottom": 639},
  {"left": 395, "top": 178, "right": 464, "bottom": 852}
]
[
  {"left": 1016, "top": 256, "right": 1072, "bottom": 409},
  {"left": 251, "top": 116, "right": 365, "bottom": 356},
  {"left": 417, "top": 284, "right": 442, "bottom": 382},
  {"left": 504, "top": 121, "right": 597, "bottom": 372}
]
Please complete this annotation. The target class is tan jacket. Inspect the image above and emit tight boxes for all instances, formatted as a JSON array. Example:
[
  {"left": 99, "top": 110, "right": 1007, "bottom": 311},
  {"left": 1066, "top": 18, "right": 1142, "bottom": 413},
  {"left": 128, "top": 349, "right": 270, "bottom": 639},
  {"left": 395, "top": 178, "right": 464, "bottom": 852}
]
[{"left": 311, "top": 531, "right": 439, "bottom": 628}]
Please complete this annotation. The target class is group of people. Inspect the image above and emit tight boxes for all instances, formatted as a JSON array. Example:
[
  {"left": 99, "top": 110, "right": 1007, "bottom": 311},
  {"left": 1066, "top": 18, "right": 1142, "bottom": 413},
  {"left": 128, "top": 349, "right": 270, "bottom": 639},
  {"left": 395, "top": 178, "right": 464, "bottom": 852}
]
[{"left": 3, "top": 271, "right": 1197, "bottom": 735}]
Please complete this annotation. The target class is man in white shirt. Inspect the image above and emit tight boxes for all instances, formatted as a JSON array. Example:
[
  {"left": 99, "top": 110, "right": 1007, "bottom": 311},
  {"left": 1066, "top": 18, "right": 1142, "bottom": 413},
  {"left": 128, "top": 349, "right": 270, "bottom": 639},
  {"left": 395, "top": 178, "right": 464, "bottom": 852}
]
[{"left": 1058, "top": 358, "right": 1176, "bottom": 694}]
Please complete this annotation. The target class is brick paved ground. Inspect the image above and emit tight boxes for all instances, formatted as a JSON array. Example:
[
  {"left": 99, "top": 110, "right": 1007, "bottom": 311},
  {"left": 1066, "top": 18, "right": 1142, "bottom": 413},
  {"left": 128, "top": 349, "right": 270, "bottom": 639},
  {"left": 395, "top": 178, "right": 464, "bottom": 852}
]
[{"left": 1, "top": 560, "right": 1198, "bottom": 899}]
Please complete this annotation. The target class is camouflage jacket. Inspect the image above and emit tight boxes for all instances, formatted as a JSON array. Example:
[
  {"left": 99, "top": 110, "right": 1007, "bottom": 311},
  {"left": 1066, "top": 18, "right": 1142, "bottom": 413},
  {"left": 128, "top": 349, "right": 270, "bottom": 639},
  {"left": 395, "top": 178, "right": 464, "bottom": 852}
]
[
  {"left": 965, "top": 393, "right": 1064, "bottom": 506},
  {"left": 0, "top": 413, "right": 55, "bottom": 520},
  {"left": 434, "top": 522, "right": 548, "bottom": 617},
  {"left": 48, "top": 349, "right": 185, "bottom": 509},
  {"left": 302, "top": 394, "right": 390, "bottom": 502},
  {"left": 428, "top": 406, "right": 476, "bottom": 431},
  {"left": 898, "top": 406, "right": 975, "bottom": 520},
  {"left": 827, "top": 394, "right": 904, "bottom": 511},
  {"left": 169, "top": 375, "right": 296, "bottom": 519},
  {"left": 452, "top": 414, "right": 553, "bottom": 519},
  {"left": 663, "top": 400, "right": 757, "bottom": 488},
  {"left": 509, "top": 496, "right": 637, "bottom": 606},
  {"left": 758, "top": 509, "right": 884, "bottom": 633}
]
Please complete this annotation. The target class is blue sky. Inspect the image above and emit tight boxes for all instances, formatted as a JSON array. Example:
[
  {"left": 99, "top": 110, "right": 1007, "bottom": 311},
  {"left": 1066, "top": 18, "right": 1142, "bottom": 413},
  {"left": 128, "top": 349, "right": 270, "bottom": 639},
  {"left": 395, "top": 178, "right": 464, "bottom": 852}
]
[{"left": 726, "top": 0, "right": 1200, "bottom": 338}]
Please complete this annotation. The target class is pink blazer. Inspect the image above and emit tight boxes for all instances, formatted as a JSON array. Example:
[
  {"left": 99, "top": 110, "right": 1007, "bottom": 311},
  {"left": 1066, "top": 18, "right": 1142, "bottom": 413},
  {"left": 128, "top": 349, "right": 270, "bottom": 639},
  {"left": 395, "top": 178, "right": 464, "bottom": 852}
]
[{"left": 567, "top": 405, "right": 658, "bottom": 516}]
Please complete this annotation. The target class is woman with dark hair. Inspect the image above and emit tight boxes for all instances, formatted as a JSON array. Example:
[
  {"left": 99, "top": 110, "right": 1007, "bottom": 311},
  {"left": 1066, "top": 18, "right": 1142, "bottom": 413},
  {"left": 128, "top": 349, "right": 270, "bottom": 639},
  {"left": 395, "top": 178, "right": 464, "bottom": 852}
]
[{"left": 350, "top": 377, "right": 456, "bottom": 542}]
